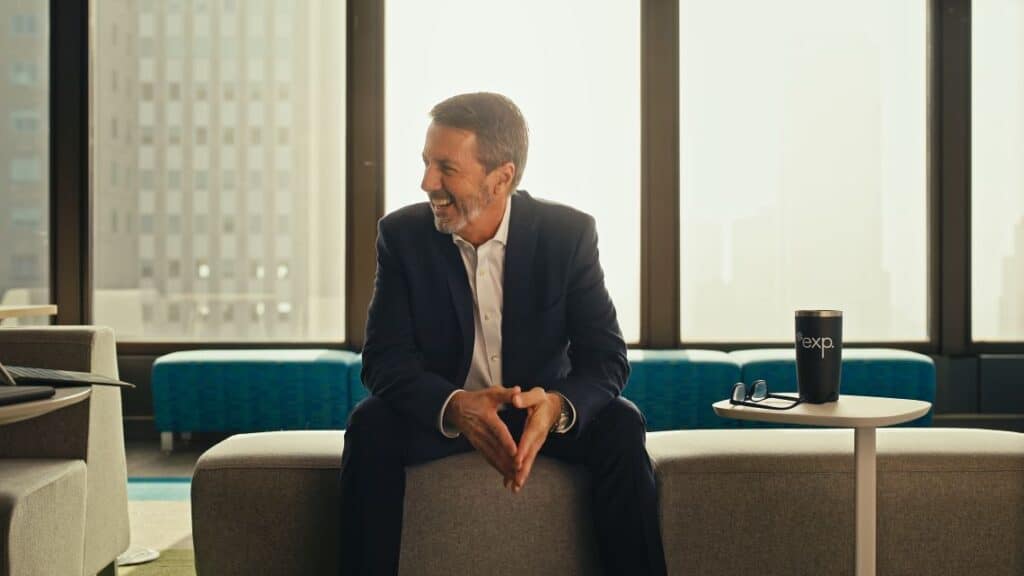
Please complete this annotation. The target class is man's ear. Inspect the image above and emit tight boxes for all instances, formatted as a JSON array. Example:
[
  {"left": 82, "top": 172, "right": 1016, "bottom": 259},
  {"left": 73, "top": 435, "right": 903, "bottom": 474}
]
[{"left": 494, "top": 162, "right": 516, "bottom": 196}]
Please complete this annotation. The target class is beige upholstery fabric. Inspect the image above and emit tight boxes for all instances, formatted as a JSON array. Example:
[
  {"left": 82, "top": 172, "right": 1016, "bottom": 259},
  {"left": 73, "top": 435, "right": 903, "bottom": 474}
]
[
  {"left": 400, "top": 453, "right": 598, "bottom": 575},
  {"left": 192, "top": 431, "right": 600, "bottom": 576},
  {"left": 193, "top": 427, "right": 1024, "bottom": 576},
  {"left": 0, "top": 459, "right": 87, "bottom": 576},
  {"left": 192, "top": 432, "right": 343, "bottom": 576},
  {"left": 648, "top": 428, "right": 1024, "bottom": 576},
  {"left": 0, "top": 326, "right": 130, "bottom": 576}
]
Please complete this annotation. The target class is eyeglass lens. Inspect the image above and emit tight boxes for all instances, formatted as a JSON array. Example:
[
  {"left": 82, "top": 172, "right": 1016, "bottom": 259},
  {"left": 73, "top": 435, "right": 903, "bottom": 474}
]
[
  {"left": 731, "top": 382, "right": 746, "bottom": 403},
  {"left": 751, "top": 379, "right": 767, "bottom": 401}
]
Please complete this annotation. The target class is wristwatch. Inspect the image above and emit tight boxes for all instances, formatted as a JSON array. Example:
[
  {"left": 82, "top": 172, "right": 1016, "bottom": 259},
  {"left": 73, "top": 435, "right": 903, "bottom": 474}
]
[{"left": 551, "top": 395, "right": 573, "bottom": 434}]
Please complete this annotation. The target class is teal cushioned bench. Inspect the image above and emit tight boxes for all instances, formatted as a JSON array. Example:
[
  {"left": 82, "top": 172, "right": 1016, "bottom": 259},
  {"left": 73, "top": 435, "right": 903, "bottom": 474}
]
[
  {"left": 727, "top": 348, "right": 935, "bottom": 427},
  {"left": 152, "top": 349, "right": 359, "bottom": 449},
  {"left": 347, "top": 351, "right": 742, "bottom": 431},
  {"left": 309, "top": 348, "right": 934, "bottom": 432},
  {"left": 624, "top": 350, "right": 741, "bottom": 430}
]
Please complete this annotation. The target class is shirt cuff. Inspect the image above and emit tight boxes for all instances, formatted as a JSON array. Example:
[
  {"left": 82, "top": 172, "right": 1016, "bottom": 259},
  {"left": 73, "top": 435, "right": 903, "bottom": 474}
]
[
  {"left": 438, "top": 389, "right": 465, "bottom": 438},
  {"left": 553, "top": 392, "right": 577, "bottom": 434}
]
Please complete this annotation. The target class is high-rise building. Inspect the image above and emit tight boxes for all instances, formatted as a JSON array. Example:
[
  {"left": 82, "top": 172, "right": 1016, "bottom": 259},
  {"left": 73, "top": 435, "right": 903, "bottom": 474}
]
[
  {"left": 92, "top": 0, "right": 344, "bottom": 340},
  {"left": 0, "top": 1, "right": 49, "bottom": 311}
]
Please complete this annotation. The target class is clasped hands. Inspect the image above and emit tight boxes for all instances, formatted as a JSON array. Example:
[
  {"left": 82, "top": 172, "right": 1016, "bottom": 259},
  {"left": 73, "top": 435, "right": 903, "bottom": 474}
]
[{"left": 443, "top": 386, "right": 563, "bottom": 493}]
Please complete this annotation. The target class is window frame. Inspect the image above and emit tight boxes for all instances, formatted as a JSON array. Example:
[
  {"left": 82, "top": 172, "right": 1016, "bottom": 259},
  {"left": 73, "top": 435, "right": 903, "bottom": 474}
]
[
  {"left": 71, "top": 0, "right": 352, "bottom": 351},
  {"left": 965, "top": 0, "right": 1024, "bottom": 348},
  {"left": 44, "top": 0, "right": 1023, "bottom": 355},
  {"left": 51, "top": 0, "right": 90, "bottom": 327},
  {"left": 673, "top": 0, "right": 935, "bottom": 348}
]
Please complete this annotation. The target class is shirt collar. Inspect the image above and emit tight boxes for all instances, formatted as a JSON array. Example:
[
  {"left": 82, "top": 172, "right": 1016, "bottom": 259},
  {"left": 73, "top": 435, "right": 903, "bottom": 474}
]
[{"left": 453, "top": 194, "right": 513, "bottom": 248}]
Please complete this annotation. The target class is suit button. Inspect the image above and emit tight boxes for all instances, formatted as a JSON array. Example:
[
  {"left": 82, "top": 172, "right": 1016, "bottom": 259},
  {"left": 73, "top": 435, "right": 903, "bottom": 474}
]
[{"left": 489, "top": 354, "right": 499, "bottom": 362}]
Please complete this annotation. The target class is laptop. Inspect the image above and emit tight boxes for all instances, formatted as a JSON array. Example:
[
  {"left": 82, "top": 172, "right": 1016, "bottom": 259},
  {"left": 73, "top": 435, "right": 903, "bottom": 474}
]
[
  {"left": 0, "top": 360, "right": 134, "bottom": 388},
  {"left": 0, "top": 385, "right": 56, "bottom": 406}
]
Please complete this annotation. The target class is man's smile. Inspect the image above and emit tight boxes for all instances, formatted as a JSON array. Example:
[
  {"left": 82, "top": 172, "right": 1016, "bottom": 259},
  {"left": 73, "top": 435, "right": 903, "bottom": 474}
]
[{"left": 430, "top": 194, "right": 455, "bottom": 212}]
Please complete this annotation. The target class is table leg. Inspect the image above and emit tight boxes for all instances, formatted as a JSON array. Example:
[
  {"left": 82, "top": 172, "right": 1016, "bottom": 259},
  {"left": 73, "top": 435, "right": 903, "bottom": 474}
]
[{"left": 855, "top": 426, "right": 876, "bottom": 576}]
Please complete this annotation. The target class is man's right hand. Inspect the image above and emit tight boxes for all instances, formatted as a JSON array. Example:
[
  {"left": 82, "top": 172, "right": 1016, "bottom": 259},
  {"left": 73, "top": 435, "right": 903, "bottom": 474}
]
[{"left": 444, "top": 387, "right": 520, "bottom": 481}]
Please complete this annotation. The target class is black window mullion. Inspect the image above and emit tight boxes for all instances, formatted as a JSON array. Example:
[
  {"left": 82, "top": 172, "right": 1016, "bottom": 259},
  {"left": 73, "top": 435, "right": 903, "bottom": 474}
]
[
  {"left": 50, "top": 0, "right": 91, "bottom": 326},
  {"left": 937, "top": 0, "right": 971, "bottom": 355},
  {"left": 346, "top": 0, "right": 385, "bottom": 349},
  {"left": 641, "top": 0, "right": 681, "bottom": 348}
]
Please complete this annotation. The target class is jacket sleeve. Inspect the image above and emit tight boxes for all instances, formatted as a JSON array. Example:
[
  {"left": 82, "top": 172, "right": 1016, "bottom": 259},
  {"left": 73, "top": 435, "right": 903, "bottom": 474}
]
[
  {"left": 543, "top": 215, "right": 630, "bottom": 437},
  {"left": 360, "top": 219, "right": 461, "bottom": 433}
]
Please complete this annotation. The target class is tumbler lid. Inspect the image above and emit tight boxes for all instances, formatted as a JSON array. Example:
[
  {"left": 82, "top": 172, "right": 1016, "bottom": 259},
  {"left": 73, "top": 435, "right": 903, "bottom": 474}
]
[{"left": 795, "top": 310, "right": 842, "bottom": 317}]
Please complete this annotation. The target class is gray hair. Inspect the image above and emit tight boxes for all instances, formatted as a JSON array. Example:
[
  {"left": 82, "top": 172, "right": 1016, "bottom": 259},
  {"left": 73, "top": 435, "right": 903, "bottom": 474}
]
[{"left": 430, "top": 92, "right": 529, "bottom": 192}]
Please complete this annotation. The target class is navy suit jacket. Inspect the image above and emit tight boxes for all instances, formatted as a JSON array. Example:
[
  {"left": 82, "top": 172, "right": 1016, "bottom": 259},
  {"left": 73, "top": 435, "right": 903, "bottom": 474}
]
[{"left": 361, "top": 191, "right": 629, "bottom": 438}]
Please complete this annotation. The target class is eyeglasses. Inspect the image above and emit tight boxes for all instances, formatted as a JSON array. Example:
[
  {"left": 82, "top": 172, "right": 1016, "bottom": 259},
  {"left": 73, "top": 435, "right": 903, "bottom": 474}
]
[{"left": 730, "top": 379, "right": 802, "bottom": 410}]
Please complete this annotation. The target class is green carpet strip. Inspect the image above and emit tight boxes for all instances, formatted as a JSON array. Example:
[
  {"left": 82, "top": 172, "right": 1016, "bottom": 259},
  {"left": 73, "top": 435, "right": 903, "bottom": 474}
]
[{"left": 127, "top": 477, "right": 192, "bottom": 501}]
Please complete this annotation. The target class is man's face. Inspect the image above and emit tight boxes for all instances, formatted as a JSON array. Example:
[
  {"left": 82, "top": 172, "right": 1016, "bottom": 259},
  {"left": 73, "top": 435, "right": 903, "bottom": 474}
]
[{"left": 421, "top": 123, "right": 500, "bottom": 237}]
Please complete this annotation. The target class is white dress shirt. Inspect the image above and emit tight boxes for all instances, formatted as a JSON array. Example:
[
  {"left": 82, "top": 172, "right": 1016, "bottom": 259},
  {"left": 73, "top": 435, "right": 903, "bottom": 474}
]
[{"left": 437, "top": 194, "right": 576, "bottom": 438}]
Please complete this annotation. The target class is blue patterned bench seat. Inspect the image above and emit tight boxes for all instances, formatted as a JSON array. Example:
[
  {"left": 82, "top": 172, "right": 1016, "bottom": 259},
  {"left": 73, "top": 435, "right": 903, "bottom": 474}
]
[
  {"left": 350, "top": 349, "right": 936, "bottom": 429},
  {"left": 346, "top": 350, "right": 742, "bottom": 432},
  {"left": 159, "top": 347, "right": 934, "bottom": 444},
  {"left": 727, "top": 348, "right": 936, "bottom": 427},
  {"left": 623, "top": 350, "right": 741, "bottom": 431},
  {"left": 152, "top": 349, "right": 359, "bottom": 450}
]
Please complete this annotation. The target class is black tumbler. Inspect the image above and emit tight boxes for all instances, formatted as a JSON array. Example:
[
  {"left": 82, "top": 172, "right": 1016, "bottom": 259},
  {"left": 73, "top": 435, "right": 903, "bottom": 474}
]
[{"left": 795, "top": 310, "right": 843, "bottom": 403}]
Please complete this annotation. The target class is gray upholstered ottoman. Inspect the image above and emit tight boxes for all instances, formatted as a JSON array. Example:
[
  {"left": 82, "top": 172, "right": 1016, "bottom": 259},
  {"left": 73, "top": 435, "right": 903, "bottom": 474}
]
[
  {"left": 192, "top": 428, "right": 1024, "bottom": 576},
  {"left": 191, "top": 431, "right": 598, "bottom": 576},
  {"left": 0, "top": 459, "right": 87, "bottom": 576},
  {"left": 649, "top": 428, "right": 1024, "bottom": 576}
]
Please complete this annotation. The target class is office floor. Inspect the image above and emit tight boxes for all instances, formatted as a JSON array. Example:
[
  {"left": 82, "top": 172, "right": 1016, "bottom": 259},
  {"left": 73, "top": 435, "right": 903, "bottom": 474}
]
[
  {"left": 125, "top": 442, "right": 206, "bottom": 556},
  {"left": 127, "top": 441, "right": 206, "bottom": 478}
]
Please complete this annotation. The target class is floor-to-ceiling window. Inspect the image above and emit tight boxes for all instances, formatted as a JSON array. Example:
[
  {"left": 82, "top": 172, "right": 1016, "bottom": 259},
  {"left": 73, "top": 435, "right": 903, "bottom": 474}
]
[
  {"left": 0, "top": 0, "right": 50, "bottom": 324},
  {"left": 679, "top": 0, "right": 929, "bottom": 342},
  {"left": 90, "top": 0, "right": 346, "bottom": 341},
  {"left": 384, "top": 0, "right": 642, "bottom": 342},
  {"left": 972, "top": 0, "right": 1024, "bottom": 342}
]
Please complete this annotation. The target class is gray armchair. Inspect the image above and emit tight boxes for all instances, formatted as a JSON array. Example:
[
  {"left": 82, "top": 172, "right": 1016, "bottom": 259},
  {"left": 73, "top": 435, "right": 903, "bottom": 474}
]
[{"left": 0, "top": 326, "right": 130, "bottom": 576}]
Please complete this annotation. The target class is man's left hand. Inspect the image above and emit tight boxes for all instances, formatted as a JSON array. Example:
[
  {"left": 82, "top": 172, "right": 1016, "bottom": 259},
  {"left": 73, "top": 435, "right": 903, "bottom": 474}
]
[{"left": 508, "top": 387, "right": 562, "bottom": 493}]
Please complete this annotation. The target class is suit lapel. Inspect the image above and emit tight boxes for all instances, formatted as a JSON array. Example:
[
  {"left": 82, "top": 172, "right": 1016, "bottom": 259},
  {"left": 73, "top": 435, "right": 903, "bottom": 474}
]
[
  {"left": 434, "top": 228, "right": 475, "bottom": 384},
  {"left": 502, "top": 192, "right": 537, "bottom": 384}
]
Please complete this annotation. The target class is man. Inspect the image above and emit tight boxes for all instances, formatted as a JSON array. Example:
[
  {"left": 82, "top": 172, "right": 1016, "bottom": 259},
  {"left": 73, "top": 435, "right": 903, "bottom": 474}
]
[{"left": 341, "top": 92, "right": 667, "bottom": 575}]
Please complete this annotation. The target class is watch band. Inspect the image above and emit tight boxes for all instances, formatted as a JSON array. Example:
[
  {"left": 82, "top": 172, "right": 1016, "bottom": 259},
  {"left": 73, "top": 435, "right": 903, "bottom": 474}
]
[{"left": 551, "top": 397, "right": 572, "bottom": 434}]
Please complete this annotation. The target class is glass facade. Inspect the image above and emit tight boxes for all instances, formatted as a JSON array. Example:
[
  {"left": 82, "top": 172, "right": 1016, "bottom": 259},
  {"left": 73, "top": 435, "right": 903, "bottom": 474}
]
[
  {"left": 0, "top": 1, "right": 49, "bottom": 325},
  {"left": 385, "top": 0, "right": 642, "bottom": 342},
  {"left": 972, "top": 0, "right": 1024, "bottom": 342},
  {"left": 679, "top": 0, "right": 928, "bottom": 342},
  {"left": 91, "top": 0, "right": 346, "bottom": 341}
]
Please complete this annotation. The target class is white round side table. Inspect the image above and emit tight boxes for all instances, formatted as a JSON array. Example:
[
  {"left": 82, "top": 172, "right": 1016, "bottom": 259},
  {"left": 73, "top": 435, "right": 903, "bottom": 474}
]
[{"left": 713, "top": 394, "right": 931, "bottom": 576}]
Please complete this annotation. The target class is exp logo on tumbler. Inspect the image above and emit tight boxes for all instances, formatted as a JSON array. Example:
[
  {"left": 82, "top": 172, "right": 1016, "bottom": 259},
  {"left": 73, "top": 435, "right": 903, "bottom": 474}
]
[{"left": 796, "top": 332, "right": 835, "bottom": 359}]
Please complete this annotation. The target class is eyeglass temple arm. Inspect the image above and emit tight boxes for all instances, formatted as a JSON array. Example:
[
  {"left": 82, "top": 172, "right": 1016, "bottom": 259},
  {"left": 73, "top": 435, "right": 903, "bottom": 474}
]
[{"left": 730, "top": 400, "right": 800, "bottom": 411}]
